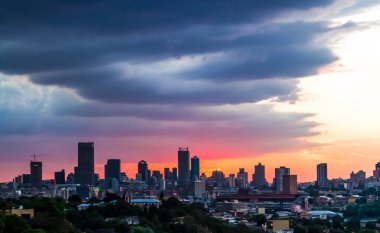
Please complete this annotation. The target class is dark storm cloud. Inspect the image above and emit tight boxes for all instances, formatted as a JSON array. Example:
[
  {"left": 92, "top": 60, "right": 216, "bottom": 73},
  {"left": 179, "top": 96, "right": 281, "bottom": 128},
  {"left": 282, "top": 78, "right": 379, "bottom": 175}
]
[
  {"left": 1, "top": 18, "right": 336, "bottom": 105},
  {"left": 0, "top": 0, "right": 333, "bottom": 36},
  {"left": 0, "top": 1, "right": 336, "bottom": 103},
  {"left": 0, "top": 1, "right": 337, "bottom": 140},
  {"left": 30, "top": 67, "right": 299, "bottom": 104}
]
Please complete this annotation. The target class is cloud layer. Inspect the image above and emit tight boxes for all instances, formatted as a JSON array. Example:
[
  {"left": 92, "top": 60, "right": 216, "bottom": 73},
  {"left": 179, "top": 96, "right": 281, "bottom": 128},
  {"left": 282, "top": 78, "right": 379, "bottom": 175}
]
[{"left": 0, "top": 0, "right": 355, "bottom": 180}]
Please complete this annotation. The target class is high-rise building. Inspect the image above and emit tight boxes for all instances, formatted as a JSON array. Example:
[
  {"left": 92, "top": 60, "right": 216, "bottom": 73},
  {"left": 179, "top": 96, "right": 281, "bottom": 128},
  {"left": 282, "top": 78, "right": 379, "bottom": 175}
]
[
  {"left": 275, "top": 166, "right": 290, "bottom": 194},
  {"left": 178, "top": 147, "right": 190, "bottom": 185},
  {"left": 138, "top": 160, "right": 149, "bottom": 183},
  {"left": 172, "top": 167, "right": 178, "bottom": 182},
  {"left": 228, "top": 174, "right": 236, "bottom": 188},
  {"left": 22, "top": 174, "right": 30, "bottom": 185},
  {"left": 317, "top": 163, "right": 328, "bottom": 188},
  {"left": 191, "top": 156, "right": 200, "bottom": 181},
  {"left": 76, "top": 142, "right": 95, "bottom": 185},
  {"left": 236, "top": 168, "right": 248, "bottom": 188},
  {"left": 55, "top": 169, "right": 65, "bottom": 184},
  {"left": 164, "top": 168, "right": 171, "bottom": 181},
  {"left": 350, "top": 170, "right": 366, "bottom": 189},
  {"left": 373, "top": 162, "right": 380, "bottom": 180},
  {"left": 105, "top": 159, "right": 121, "bottom": 181},
  {"left": 282, "top": 175, "right": 297, "bottom": 195},
  {"left": 30, "top": 161, "right": 42, "bottom": 188},
  {"left": 66, "top": 172, "right": 75, "bottom": 184},
  {"left": 252, "top": 163, "right": 267, "bottom": 188},
  {"left": 152, "top": 170, "right": 163, "bottom": 180}
]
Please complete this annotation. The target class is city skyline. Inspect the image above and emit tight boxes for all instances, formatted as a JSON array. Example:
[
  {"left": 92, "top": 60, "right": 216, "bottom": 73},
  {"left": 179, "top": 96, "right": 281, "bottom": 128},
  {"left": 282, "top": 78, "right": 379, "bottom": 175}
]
[
  {"left": 5, "top": 142, "right": 380, "bottom": 184},
  {"left": 1, "top": 1, "right": 380, "bottom": 183}
]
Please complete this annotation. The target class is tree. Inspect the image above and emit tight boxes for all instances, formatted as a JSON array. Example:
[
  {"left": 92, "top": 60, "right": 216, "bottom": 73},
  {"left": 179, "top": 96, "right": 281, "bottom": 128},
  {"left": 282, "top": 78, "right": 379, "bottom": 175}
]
[
  {"left": 345, "top": 217, "right": 361, "bottom": 233},
  {"left": 365, "top": 222, "right": 376, "bottom": 230},
  {"left": 161, "top": 197, "right": 180, "bottom": 209},
  {"left": 254, "top": 214, "right": 267, "bottom": 227},
  {"left": 0, "top": 213, "right": 4, "bottom": 233},
  {"left": 332, "top": 216, "right": 344, "bottom": 230},
  {"left": 307, "top": 225, "right": 323, "bottom": 233},
  {"left": 294, "top": 225, "right": 307, "bottom": 233},
  {"left": 4, "top": 215, "right": 29, "bottom": 233},
  {"left": 68, "top": 195, "right": 82, "bottom": 205},
  {"left": 22, "top": 230, "right": 46, "bottom": 233}
]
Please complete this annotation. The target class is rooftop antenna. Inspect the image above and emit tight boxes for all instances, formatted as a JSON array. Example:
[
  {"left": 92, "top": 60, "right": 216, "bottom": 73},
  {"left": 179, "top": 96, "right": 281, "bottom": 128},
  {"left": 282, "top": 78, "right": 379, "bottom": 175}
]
[{"left": 31, "top": 154, "right": 36, "bottom": 162}]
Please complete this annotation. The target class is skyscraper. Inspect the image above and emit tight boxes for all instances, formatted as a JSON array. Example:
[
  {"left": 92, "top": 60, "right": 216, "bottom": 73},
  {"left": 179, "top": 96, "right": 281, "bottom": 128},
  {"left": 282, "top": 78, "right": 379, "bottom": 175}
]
[
  {"left": 317, "top": 163, "right": 328, "bottom": 188},
  {"left": 191, "top": 156, "right": 200, "bottom": 181},
  {"left": 164, "top": 168, "right": 171, "bottom": 181},
  {"left": 275, "top": 166, "right": 290, "bottom": 194},
  {"left": 55, "top": 169, "right": 65, "bottom": 184},
  {"left": 105, "top": 159, "right": 121, "bottom": 181},
  {"left": 282, "top": 175, "right": 297, "bottom": 195},
  {"left": 22, "top": 174, "right": 30, "bottom": 185},
  {"left": 236, "top": 168, "right": 249, "bottom": 187},
  {"left": 138, "top": 160, "right": 149, "bottom": 183},
  {"left": 373, "top": 162, "right": 380, "bottom": 180},
  {"left": 30, "top": 161, "right": 42, "bottom": 188},
  {"left": 172, "top": 167, "right": 178, "bottom": 182},
  {"left": 252, "top": 163, "right": 267, "bottom": 188},
  {"left": 178, "top": 147, "right": 190, "bottom": 185},
  {"left": 76, "top": 142, "right": 95, "bottom": 185}
]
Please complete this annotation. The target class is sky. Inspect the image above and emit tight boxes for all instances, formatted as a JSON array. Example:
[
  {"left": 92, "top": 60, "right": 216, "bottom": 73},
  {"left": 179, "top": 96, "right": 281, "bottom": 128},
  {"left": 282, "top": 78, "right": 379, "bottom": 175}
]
[{"left": 1, "top": 0, "right": 380, "bottom": 183}]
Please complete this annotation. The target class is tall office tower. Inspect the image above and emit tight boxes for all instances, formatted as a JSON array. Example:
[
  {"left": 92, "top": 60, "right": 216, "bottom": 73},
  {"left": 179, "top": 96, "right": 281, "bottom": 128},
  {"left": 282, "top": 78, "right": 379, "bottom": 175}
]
[
  {"left": 76, "top": 142, "right": 95, "bottom": 185},
  {"left": 66, "top": 172, "right": 75, "bottom": 184},
  {"left": 55, "top": 169, "right": 66, "bottom": 184},
  {"left": 317, "top": 163, "right": 328, "bottom": 188},
  {"left": 228, "top": 174, "right": 236, "bottom": 188},
  {"left": 178, "top": 147, "right": 190, "bottom": 185},
  {"left": 152, "top": 170, "right": 163, "bottom": 180},
  {"left": 350, "top": 170, "right": 366, "bottom": 189},
  {"left": 191, "top": 156, "right": 200, "bottom": 181},
  {"left": 22, "top": 174, "right": 30, "bottom": 185},
  {"left": 236, "top": 168, "right": 248, "bottom": 187},
  {"left": 30, "top": 161, "right": 43, "bottom": 188},
  {"left": 105, "top": 159, "right": 121, "bottom": 181},
  {"left": 252, "top": 163, "right": 267, "bottom": 188},
  {"left": 164, "top": 168, "right": 171, "bottom": 181},
  {"left": 275, "top": 166, "right": 290, "bottom": 194},
  {"left": 373, "top": 162, "right": 380, "bottom": 180},
  {"left": 138, "top": 160, "right": 149, "bottom": 183},
  {"left": 282, "top": 175, "right": 298, "bottom": 195},
  {"left": 172, "top": 167, "right": 178, "bottom": 182}
]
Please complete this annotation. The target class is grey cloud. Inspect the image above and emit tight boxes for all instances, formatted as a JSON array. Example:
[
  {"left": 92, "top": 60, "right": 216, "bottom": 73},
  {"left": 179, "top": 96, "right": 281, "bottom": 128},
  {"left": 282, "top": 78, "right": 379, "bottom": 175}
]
[{"left": 30, "top": 67, "right": 300, "bottom": 104}]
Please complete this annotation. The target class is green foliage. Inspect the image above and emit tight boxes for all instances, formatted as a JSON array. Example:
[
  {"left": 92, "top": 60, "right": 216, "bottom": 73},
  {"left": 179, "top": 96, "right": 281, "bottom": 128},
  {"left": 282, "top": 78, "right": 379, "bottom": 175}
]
[
  {"left": 294, "top": 225, "right": 307, "bottom": 233},
  {"left": 33, "top": 197, "right": 66, "bottom": 218},
  {"left": 359, "top": 230, "right": 376, "bottom": 233},
  {"left": 4, "top": 215, "right": 29, "bottom": 233},
  {"left": 22, "top": 229, "right": 46, "bottom": 233},
  {"left": 0, "top": 213, "right": 4, "bottom": 233},
  {"left": 365, "top": 221, "right": 376, "bottom": 229},
  {"left": 343, "top": 201, "right": 380, "bottom": 218},
  {"left": 332, "top": 216, "right": 344, "bottom": 230},
  {"left": 329, "top": 230, "right": 344, "bottom": 233},
  {"left": 343, "top": 204, "right": 359, "bottom": 217},
  {"left": 103, "top": 192, "right": 121, "bottom": 203},
  {"left": 70, "top": 206, "right": 108, "bottom": 231},
  {"left": 307, "top": 225, "right": 324, "bottom": 233},
  {"left": 254, "top": 214, "right": 266, "bottom": 227},
  {"left": 32, "top": 212, "right": 78, "bottom": 233},
  {"left": 0, "top": 198, "right": 14, "bottom": 211},
  {"left": 67, "top": 195, "right": 82, "bottom": 206},
  {"left": 344, "top": 217, "right": 361, "bottom": 232},
  {"left": 161, "top": 197, "right": 181, "bottom": 209},
  {"left": 131, "top": 226, "right": 154, "bottom": 233}
]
